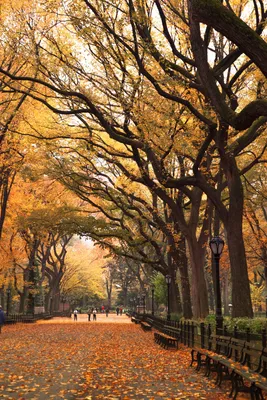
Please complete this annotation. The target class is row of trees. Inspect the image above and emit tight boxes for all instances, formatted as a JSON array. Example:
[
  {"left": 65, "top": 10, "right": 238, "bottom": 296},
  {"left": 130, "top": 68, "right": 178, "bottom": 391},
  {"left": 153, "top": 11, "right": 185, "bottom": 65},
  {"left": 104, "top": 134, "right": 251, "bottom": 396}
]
[{"left": 0, "top": 0, "right": 267, "bottom": 318}]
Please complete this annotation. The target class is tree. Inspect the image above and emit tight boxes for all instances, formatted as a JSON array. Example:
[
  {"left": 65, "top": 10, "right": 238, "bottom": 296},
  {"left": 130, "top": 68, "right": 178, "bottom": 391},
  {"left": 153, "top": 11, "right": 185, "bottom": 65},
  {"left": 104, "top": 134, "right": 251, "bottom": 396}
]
[{"left": 0, "top": 0, "right": 266, "bottom": 317}]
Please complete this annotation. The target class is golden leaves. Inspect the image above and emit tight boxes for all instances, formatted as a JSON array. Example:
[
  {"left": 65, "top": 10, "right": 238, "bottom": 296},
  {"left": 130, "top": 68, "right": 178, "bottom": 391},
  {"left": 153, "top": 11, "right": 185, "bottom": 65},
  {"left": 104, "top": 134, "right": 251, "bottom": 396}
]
[{"left": 0, "top": 321, "right": 230, "bottom": 399}]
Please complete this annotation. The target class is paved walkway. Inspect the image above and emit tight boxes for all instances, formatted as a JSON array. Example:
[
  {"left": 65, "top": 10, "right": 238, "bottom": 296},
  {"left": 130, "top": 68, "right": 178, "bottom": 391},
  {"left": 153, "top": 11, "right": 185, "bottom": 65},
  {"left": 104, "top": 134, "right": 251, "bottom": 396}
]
[{"left": 0, "top": 316, "right": 242, "bottom": 399}]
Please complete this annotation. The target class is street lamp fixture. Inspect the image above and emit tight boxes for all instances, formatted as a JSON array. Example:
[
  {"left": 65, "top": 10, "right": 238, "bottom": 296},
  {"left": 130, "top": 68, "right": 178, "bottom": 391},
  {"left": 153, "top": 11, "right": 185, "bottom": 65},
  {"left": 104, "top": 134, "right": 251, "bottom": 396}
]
[
  {"left": 165, "top": 275, "right": 171, "bottom": 321},
  {"left": 151, "top": 284, "right": 155, "bottom": 316},
  {"left": 209, "top": 236, "right": 224, "bottom": 333}
]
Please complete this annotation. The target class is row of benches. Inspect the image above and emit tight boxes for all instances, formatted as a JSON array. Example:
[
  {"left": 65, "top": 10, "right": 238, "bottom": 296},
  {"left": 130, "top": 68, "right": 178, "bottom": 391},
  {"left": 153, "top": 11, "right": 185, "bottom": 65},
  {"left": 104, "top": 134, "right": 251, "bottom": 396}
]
[
  {"left": 130, "top": 316, "right": 180, "bottom": 350},
  {"left": 191, "top": 334, "right": 267, "bottom": 399},
  {"left": 130, "top": 315, "right": 267, "bottom": 398}
]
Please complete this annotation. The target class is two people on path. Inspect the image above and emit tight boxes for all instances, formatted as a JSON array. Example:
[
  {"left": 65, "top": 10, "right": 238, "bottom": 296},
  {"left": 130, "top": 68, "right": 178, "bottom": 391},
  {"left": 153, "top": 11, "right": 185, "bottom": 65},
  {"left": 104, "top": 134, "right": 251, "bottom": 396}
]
[
  {"left": 116, "top": 306, "right": 123, "bottom": 315},
  {"left": 0, "top": 306, "right": 5, "bottom": 333},
  {"left": 93, "top": 308, "right": 97, "bottom": 321}
]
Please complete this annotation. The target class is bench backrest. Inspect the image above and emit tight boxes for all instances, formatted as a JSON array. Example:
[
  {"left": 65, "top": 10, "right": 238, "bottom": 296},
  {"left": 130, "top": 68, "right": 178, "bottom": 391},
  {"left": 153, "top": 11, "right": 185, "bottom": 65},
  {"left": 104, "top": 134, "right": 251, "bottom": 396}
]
[
  {"left": 216, "top": 335, "right": 231, "bottom": 357},
  {"left": 226, "top": 338, "right": 246, "bottom": 362},
  {"left": 163, "top": 326, "right": 180, "bottom": 339},
  {"left": 240, "top": 342, "right": 263, "bottom": 370},
  {"left": 207, "top": 334, "right": 218, "bottom": 351},
  {"left": 256, "top": 347, "right": 267, "bottom": 377}
]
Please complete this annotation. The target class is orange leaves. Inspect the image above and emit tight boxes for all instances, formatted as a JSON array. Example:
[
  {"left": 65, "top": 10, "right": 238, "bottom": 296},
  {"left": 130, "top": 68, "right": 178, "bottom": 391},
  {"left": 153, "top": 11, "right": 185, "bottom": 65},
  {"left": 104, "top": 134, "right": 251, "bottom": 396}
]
[{"left": 0, "top": 321, "right": 230, "bottom": 399}]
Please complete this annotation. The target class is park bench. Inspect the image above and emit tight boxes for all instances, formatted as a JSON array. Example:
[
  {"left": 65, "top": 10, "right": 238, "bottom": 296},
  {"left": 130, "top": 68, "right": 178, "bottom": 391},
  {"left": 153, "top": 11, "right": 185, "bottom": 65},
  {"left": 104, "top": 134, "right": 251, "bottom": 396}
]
[
  {"left": 154, "top": 325, "right": 180, "bottom": 350},
  {"left": 146, "top": 318, "right": 154, "bottom": 327},
  {"left": 194, "top": 336, "right": 267, "bottom": 399},
  {"left": 229, "top": 342, "right": 267, "bottom": 399},
  {"left": 190, "top": 335, "right": 231, "bottom": 374},
  {"left": 131, "top": 316, "right": 140, "bottom": 324},
  {"left": 210, "top": 338, "right": 246, "bottom": 388},
  {"left": 141, "top": 321, "right": 152, "bottom": 331}
]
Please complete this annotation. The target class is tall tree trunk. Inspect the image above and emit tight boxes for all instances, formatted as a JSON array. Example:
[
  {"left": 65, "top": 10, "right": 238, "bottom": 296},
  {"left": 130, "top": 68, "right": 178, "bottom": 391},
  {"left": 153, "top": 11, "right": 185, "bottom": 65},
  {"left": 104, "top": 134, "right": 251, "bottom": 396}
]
[
  {"left": 123, "top": 287, "right": 127, "bottom": 308},
  {"left": 187, "top": 238, "right": 209, "bottom": 318},
  {"left": 223, "top": 272, "right": 230, "bottom": 316},
  {"left": 19, "top": 291, "right": 27, "bottom": 314},
  {"left": 227, "top": 219, "right": 253, "bottom": 317},
  {"left": 167, "top": 251, "right": 182, "bottom": 315},
  {"left": 175, "top": 237, "right": 193, "bottom": 319},
  {"left": 226, "top": 163, "right": 253, "bottom": 317},
  {"left": 170, "top": 273, "right": 182, "bottom": 315}
]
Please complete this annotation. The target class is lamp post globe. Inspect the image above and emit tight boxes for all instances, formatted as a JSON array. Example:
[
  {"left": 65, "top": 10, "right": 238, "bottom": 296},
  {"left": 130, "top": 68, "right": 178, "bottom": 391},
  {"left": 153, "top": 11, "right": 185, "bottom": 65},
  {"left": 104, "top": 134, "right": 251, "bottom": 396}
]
[
  {"left": 209, "top": 236, "right": 224, "bottom": 256},
  {"left": 209, "top": 236, "right": 224, "bottom": 334},
  {"left": 165, "top": 275, "right": 171, "bottom": 321}
]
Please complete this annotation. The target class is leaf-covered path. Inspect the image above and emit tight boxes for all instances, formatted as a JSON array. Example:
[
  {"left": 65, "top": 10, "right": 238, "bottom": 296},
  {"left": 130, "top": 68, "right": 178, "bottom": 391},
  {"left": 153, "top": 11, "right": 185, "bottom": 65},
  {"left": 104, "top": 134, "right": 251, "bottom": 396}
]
[{"left": 0, "top": 316, "right": 236, "bottom": 399}]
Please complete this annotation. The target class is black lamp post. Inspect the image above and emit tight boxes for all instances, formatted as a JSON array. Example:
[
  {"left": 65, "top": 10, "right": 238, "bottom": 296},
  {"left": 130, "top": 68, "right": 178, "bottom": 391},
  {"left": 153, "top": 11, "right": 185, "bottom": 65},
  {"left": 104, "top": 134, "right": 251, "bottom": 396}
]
[
  {"left": 165, "top": 275, "right": 171, "bottom": 321},
  {"left": 133, "top": 297, "right": 136, "bottom": 313},
  {"left": 265, "top": 296, "right": 267, "bottom": 318},
  {"left": 209, "top": 236, "right": 224, "bottom": 334},
  {"left": 32, "top": 295, "right": 35, "bottom": 316},
  {"left": 6, "top": 288, "right": 11, "bottom": 317},
  {"left": 50, "top": 296, "right": 53, "bottom": 315},
  {"left": 61, "top": 297, "right": 66, "bottom": 312},
  {"left": 142, "top": 293, "right": 146, "bottom": 314},
  {"left": 151, "top": 284, "right": 155, "bottom": 316}
]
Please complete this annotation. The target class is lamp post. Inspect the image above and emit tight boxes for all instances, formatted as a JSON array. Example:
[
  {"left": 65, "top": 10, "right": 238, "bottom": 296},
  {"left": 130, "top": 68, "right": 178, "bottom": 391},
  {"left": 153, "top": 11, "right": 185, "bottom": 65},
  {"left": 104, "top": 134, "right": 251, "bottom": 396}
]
[
  {"left": 265, "top": 296, "right": 267, "bottom": 318},
  {"left": 50, "top": 296, "right": 53, "bottom": 315},
  {"left": 32, "top": 295, "right": 35, "bottom": 316},
  {"left": 165, "top": 275, "right": 171, "bottom": 321},
  {"left": 61, "top": 296, "right": 66, "bottom": 312},
  {"left": 229, "top": 303, "right": 233, "bottom": 317},
  {"left": 151, "top": 284, "right": 155, "bottom": 316},
  {"left": 142, "top": 293, "right": 146, "bottom": 314},
  {"left": 209, "top": 236, "right": 225, "bottom": 334},
  {"left": 137, "top": 295, "right": 140, "bottom": 314},
  {"left": 133, "top": 297, "right": 136, "bottom": 311},
  {"left": 6, "top": 288, "right": 11, "bottom": 317}
]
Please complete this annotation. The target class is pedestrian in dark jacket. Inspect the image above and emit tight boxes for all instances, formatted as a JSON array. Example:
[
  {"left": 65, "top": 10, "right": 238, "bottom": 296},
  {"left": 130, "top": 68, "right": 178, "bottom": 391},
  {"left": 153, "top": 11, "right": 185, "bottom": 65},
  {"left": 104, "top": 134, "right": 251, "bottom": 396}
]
[{"left": 0, "top": 306, "right": 5, "bottom": 333}]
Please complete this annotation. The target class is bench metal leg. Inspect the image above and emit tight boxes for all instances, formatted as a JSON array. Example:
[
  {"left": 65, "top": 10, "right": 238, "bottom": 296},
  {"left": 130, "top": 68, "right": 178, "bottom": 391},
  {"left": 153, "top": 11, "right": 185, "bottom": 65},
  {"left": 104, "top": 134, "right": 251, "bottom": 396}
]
[
  {"left": 252, "top": 385, "right": 264, "bottom": 400},
  {"left": 229, "top": 370, "right": 238, "bottom": 398}
]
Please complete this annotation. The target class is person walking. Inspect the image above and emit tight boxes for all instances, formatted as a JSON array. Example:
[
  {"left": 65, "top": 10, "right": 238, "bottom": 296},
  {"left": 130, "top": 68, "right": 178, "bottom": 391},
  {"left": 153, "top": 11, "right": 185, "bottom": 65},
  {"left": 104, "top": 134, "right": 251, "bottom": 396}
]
[
  {"left": 116, "top": 307, "right": 119, "bottom": 316},
  {"left": 87, "top": 309, "right": 91, "bottom": 321},
  {"left": 105, "top": 307, "right": 109, "bottom": 317},
  {"left": 93, "top": 308, "right": 97, "bottom": 321},
  {"left": 0, "top": 306, "right": 5, "bottom": 333},
  {"left": 73, "top": 309, "right": 78, "bottom": 321}
]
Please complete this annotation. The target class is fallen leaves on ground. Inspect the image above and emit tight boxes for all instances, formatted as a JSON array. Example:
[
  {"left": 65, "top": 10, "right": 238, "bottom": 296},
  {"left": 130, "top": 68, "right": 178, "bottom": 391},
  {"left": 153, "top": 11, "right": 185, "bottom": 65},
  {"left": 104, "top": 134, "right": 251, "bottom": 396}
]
[{"left": 0, "top": 317, "right": 245, "bottom": 399}]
